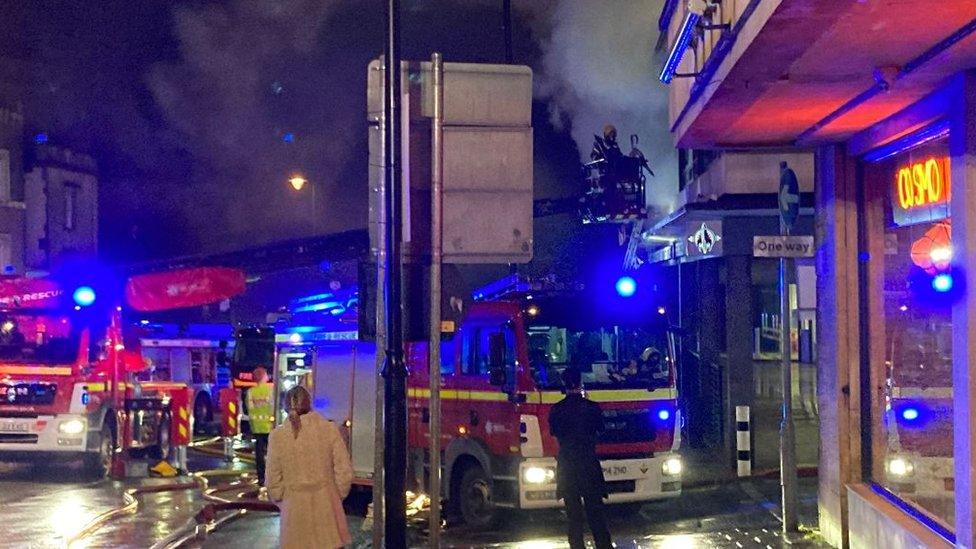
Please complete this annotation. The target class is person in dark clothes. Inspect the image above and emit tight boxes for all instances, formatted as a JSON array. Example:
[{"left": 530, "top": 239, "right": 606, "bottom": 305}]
[{"left": 548, "top": 367, "right": 613, "bottom": 549}]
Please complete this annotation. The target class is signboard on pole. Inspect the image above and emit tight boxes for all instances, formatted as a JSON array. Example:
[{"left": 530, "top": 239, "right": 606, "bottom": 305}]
[
  {"left": 753, "top": 236, "right": 815, "bottom": 258},
  {"left": 779, "top": 164, "right": 800, "bottom": 231}
]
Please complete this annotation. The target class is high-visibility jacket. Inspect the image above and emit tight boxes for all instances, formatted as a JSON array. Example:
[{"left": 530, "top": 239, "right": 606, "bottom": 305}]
[{"left": 247, "top": 382, "right": 275, "bottom": 434}]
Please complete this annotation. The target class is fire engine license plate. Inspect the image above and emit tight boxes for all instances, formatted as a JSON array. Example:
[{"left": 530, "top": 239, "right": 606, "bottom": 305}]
[
  {"left": 0, "top": 421, "right": 29, "bottom": 433},
  {"left": 601, "top": 460, "right": 650, "bottom": 481}
]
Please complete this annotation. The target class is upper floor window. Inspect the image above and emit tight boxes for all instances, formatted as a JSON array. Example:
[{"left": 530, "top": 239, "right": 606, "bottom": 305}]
[{"left": 65, "top": 183, "right": 78, "bottom": 230}]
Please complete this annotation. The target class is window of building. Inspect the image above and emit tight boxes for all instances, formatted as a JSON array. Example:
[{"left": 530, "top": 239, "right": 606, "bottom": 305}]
[
  {"left": 861, "top": 137, "right": 954, "bottom": 531},
  {"left": 65, "top": 184, "right": 78, "bottom": 230}
]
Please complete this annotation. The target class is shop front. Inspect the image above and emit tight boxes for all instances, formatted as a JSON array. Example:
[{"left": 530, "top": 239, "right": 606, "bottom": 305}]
[{"left": 817, "top": 72, "right": 976, "bottom": 548}]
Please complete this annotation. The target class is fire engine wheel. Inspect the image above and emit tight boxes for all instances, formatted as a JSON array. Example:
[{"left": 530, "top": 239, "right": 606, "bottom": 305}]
[
  {"left": 457, "top": 465, "right": 498, "bottom": 529},
  {"left": 85, "top": 420, "right": 115, "bottom": 477},
  {"left": 149, "top": 415, "right": 172, "bottom": 460}
]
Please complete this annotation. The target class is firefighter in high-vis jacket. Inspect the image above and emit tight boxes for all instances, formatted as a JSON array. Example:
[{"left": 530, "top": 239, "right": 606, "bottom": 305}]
[{"left": 246, "top": 366, "right": 275, "bottom": 485}]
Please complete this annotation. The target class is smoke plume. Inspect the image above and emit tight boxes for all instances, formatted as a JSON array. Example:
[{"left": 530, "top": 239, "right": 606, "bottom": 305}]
[{"left": 535, "top": 0, "right": 677, "bottom": 213}]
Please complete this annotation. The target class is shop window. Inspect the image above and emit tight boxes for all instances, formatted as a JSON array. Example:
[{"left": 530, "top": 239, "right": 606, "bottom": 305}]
[{"left": 861, "top": 137, "right": 954, "bottom": 530}]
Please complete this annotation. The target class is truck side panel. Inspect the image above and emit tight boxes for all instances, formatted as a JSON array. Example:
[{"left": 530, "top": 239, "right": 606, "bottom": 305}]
[{"left": 310, "top": 341, "right": 377, "bottom": 481}]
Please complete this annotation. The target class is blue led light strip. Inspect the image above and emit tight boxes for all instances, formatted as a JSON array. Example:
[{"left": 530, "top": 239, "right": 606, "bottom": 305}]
[{"left": 660, "top": 12, "right": 701, "bottom": 84}]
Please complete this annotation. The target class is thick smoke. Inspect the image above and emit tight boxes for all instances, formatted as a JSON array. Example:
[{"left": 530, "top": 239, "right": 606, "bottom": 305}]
[
  {"left": 149, "top": 0, "right": 369, "bottom": 251},
  {"left": 536, "top": 0, "right": 677, "bottom": 214}
]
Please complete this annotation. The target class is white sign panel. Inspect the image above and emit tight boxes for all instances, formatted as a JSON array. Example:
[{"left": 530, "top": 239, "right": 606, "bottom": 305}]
[{"left": 753, "top": 236, "right": 815, "bottom": 258}]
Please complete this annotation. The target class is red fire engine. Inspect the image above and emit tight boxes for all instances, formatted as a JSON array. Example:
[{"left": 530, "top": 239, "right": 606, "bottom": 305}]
[
  {"left": 0, "top": 267, "right": 246, "bottom": 475},
  {"left": 272, "top": 274, "right": 682, "bottom": 526}
]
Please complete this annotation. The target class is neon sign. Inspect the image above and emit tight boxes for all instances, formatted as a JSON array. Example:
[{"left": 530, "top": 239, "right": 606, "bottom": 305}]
[{"left": 896, "top": 157, "right": 950, "bottom": 211}]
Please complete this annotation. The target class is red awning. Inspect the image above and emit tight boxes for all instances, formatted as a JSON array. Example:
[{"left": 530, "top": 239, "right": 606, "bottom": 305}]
[
  {"left": 0, "top": 278, "right": 63, "bottom": 309},
  {"left": 126, "top": 267, "right": 246, "bottom": 312}
]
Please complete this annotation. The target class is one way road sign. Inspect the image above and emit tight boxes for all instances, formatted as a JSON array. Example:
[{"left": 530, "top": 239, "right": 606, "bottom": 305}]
[{"left": 753, "top": 235, "right": 814, "bottom": 258}]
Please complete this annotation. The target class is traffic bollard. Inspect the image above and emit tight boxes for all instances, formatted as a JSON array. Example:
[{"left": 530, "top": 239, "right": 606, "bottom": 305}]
[
  {"left": 219, "top": 387, "right": 240, "bottom": 461},
  {"left": 736, "top": 405, "right": 751, "bottom": 477},
  {"left": 169, "top": 386, "right": 193, "bottom": 473}
]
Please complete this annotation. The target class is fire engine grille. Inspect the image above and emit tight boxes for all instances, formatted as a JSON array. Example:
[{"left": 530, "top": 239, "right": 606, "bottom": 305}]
[
  {"left": 0, "top": 382, "right": 57, "bottom": 406},
  {"left": 0, "top": 433, "right": 38, "bottom": 444},
  {"left": 600, "top": 409, "right": 655, "bottom": 444}
]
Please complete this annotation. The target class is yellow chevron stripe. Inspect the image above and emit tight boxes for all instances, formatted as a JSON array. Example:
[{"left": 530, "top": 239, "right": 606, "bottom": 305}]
[
  {"left": 0, "top": 365, "right": 72, "bottom": 376},
  {"left": 180, "top": 408, "right": 189, "bottom": 420},
  {"left": 179, "top": 425, "right": 188, "bottom": 437},
  {"left": 228, "top": 403, "right": 237, "bottom": 413}
]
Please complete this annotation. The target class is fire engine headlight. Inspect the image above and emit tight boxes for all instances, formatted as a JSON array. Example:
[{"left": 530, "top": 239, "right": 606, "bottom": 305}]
[
  {"left": 58, "top": 418, "right": 86, "bottom": 435},
  {"left": 523, "top": 466, "right": 556, "bottom": 485},
  {"left": 662, "top": 457, "right": 682, "bottom": 476},
  {"left": 887, "top": 457, "right": 914, "bottom": 477}
]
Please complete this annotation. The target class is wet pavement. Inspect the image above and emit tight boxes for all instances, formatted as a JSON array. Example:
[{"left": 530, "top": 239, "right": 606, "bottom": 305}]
[
  {"left": 0, "top": 421, "right": 825, "bottom": 549},
  {"left": 204, "top": 478, "right": 827, "bottom": 548}
]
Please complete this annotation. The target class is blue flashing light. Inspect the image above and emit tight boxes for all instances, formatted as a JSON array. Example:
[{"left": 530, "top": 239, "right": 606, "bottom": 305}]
[
  {"left": 72, "top": 286, "right": 96, "bottom": 307},
  {"left": 901, "top": 407, "right": 920, "bottom": 422},
  {"left": 615, "top": 276, "right": 637, "bottom": 298},
  {"left": 932, "top": 273, "right": 953, "bottom": 293},
  {"left": 34, "top": 133, "right": 48, "bottom": 144},
  {"left": 659, "top": 11, "right": 701, "bottom": 84},
  {"left": 81, "top": 392, "right": 90, "bottom": 405},
  {"left": 657, "top": 409, "right": 671, "bottom": 421},
  {"left": 282, "top": 132, "right": 295, "bottom": 143}
]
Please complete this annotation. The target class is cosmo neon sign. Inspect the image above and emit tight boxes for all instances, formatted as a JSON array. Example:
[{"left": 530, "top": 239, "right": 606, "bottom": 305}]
[{"left": 896, "top": 157, "right": 949, "bottom": 211}]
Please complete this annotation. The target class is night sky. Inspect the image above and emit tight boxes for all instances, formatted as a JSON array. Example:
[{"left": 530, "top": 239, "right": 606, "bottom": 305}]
[{"left": 1, "top": 1, "right": 669, "bottom": 279}]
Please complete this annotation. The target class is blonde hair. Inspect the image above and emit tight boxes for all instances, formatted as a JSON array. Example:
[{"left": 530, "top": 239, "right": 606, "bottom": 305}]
[{"left": 286, "top": 386, "right": 312, "bottom": 438}]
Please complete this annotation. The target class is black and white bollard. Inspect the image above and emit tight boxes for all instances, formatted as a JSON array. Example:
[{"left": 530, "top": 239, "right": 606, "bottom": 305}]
[{"left": 736, "top": 405, "right": 752, "bottom": 477}]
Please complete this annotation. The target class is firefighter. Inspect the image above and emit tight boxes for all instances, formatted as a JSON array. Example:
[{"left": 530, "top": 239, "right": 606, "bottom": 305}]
[
  {"left": 247, "top": 366, "right": 274, "bottom": 485},
  {"left": 548, "top": 367, "right": 613, "bottom": 549}
]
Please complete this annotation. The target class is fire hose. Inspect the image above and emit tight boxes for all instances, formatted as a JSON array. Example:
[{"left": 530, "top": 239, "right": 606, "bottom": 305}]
[{"left": 65, "top": 438, "right": 274, "bottom": 549}]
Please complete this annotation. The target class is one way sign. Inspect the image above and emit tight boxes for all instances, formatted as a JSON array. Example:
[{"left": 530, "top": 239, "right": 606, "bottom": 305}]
[{"left": 779, "top": 162, "right": 800, "bottom": 230}]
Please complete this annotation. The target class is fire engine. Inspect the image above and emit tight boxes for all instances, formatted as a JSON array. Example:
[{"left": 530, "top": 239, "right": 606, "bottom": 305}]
[
  {"left": 267, "top": 274, "right": 682, "bottom": 527},
  {"left": 0, "top": 277, "right": 180, "bottom": 475},
  {"left": 0, "top": 266, "right": 247, "bottom": 475}
]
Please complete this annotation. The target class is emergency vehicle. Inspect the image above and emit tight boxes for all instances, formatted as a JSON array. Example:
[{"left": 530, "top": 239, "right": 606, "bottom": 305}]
[
  {"left": 270, "top": 274, "right": 683, "bottom": 527},
  {"left": 136, "top": 323, "right": 234, "bottom": 427},
  {"left": 0, "top": 267, "right": 247, "bottom": 475},
  {"left": 0, "top": 277, "right": 179, "bottom": 475}
]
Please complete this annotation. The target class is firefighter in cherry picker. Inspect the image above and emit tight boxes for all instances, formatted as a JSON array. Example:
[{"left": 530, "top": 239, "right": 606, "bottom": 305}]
[{"left": 247, "top": 366, "right": 275, "bottom": 486}]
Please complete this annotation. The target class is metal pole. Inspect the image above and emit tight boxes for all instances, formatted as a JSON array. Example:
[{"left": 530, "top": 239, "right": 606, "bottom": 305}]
[
  {"left": 372, "top": 174, "right": 387, "bottom": 548},
  {"left": 383, "top": 1, "right": 408, "bottom": 546},
  {"left": 779, "top": 219, "right": 798, "bottom": 533},
  {"left": 428, "top": 52, "right": 444, "bottom": 548}
]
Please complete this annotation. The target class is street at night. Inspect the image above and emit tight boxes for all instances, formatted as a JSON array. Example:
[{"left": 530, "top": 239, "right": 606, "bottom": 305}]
[{"left": 2, "top": 1, "right": 976, "bottom": 548}]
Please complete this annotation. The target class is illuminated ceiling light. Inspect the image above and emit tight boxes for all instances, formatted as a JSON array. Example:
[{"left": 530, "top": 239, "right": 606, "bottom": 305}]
[
  {"left": 899, "top": 305, "right": 908, "bottom": 312},
  {"left": 615, "top": 276, "right": 637, "bottom": 298},
  {"left": 901, "top": 407, "right": 920, "bottom": 421},
  {"left": 932, "top": 273, "right": 953, "bottom": 293},
  {"left": 526, "top": 304, "right": 540, "bottom": 317},
  {"left": 0, "top": 321, "right": 13, "bottom": 334}
]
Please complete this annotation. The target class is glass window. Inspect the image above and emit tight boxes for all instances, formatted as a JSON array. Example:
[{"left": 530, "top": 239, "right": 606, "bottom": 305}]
[
  {"left": 439, "top": 338, "right": 456, "bottom": 376},
  {"left": 863, "top": 138, "right": 954, "bottom": 529},
  {"left": 460, "top": 324, "right": 513, "bottom": 376}
]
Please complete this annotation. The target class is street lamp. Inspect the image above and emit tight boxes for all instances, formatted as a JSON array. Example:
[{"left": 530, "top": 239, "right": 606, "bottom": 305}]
[{"left": 289, "top": 175, "right": 308, "bottom": 191}]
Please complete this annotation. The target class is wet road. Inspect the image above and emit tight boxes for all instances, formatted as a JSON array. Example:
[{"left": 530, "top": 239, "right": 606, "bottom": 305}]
[
  {"left": 0, "top": 454, "right": 825, "bottom": 548},
  {"left": 0, "top": 451, "right": 251, "bottom": 548},
  {"left": 206, "top": 478, "right": 826, "bottom": 548}
]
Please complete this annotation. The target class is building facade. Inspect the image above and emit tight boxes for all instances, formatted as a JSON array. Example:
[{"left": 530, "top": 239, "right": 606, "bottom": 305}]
[{"left": 659, "top": 1, "right": 976, "bottom": 547}]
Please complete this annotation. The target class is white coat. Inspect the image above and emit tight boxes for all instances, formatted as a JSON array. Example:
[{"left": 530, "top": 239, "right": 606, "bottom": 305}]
[{"left": 266, "top": 411, "right": 354, "bottom": 549}]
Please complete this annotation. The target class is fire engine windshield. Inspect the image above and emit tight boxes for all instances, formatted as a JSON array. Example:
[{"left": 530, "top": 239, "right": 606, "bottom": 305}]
[
  {"left": 0, "top": 313, "right": 79, "bottom": 364},
  {"left": 527, "top": 324, "right": 670, "bottom": 390}
]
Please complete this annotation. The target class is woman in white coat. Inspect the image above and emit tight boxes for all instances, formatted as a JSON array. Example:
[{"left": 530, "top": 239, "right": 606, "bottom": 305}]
[{"left": 266, "top": 386, "right": 354, "bottom": 549}]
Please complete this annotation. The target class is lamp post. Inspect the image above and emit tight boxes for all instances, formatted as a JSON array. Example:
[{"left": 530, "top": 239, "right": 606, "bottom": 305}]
[{"left": 288, "top": 174, "right": 319, "bottom": 234}]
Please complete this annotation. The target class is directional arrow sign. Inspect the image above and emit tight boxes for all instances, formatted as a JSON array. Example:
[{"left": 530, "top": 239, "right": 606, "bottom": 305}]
[{"left": 779, "top": 164, "right": 800, "bottom": 231}]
